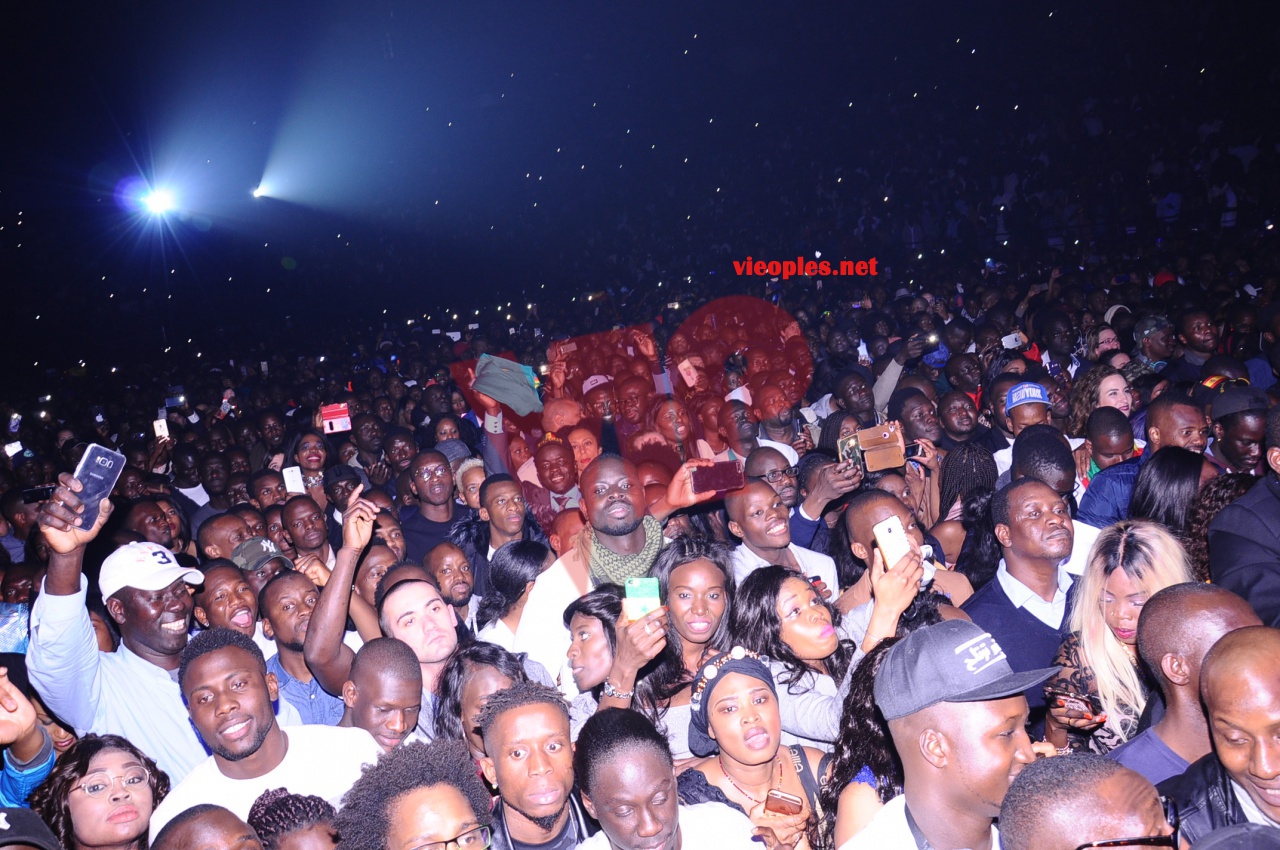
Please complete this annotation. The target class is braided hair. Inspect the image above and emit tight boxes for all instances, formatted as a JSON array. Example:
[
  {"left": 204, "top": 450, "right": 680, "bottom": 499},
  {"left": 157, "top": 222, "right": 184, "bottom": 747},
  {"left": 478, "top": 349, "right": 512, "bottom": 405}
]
[{"left": 247, "top": 788, "right": 337, "bottom": 850}]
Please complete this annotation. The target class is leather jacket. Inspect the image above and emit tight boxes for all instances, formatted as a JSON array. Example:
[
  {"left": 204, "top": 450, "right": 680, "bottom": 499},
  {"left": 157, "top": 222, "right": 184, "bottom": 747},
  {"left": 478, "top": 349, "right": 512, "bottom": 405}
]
[
  {"left": 488, "top": 792, "right": 599, "bottom": 850},
  {"left": 1157, "top": 753, "right": 1248, "bottom": 846}
]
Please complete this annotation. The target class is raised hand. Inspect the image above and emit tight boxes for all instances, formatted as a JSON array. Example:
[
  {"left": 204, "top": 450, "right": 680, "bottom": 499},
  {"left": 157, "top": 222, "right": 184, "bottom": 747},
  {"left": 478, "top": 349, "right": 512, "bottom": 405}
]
[{"left": 38, "top": 472, "right": 114, "bottom": 554}]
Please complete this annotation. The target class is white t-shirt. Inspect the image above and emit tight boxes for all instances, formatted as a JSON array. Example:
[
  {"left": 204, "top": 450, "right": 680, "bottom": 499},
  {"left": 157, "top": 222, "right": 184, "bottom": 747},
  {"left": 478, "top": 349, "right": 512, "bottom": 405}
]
[
  {"left": 149, "top": 724, "right": 382, "bottom": 834},
  {"left": 476, "top": 618, "right": 517, "bottom": 652},
  {"left": 840, "top": 795, "right": 1002, "bottom": 850},
  {"left": 576, "top": 802, "right": 758, "bottom": 850}
]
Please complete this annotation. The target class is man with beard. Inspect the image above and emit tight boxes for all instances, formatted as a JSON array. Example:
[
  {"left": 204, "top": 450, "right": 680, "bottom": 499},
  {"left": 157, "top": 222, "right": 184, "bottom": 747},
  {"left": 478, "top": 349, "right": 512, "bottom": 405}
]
[
  {"left": 149, "top": 628, "right": 381, "bottom": 833},
  {"left": 890, "top": 388, "right": 944, "bottom": 448},
  {"left": 753, "top": 383, "right": 808, "bottom": 460},
  {"left": 403, "top": 451, "right": 462, "bottom": 564},
  {"left": 522, "top": 442, "right": 581, "bottom": 537},
  {"left": 260, "top": 571, "right": 344, "bottom": 725},
  {"left": 513, "top": 453, "right": 709, "bottom": 689},
  {"left": 426, "top": 542, "right": 481, "bottom": 635},
  {"left": 479, "top": 682, "right": 600, "bottom": 850},
  {"left": 450, "top": 474, "right": 549, "bottom": 598},
  {"left": 936, "top": 390, "right": 1006, "bottom": 453},
  {"left": 962, "top": 478, "right": 1075, "bottom": 733}
]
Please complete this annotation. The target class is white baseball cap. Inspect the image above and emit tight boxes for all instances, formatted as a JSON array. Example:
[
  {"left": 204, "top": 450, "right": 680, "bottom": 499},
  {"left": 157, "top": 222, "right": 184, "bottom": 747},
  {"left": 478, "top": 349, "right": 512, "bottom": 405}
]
[{"left": 98, "top": 542, "right": 204, "bottom": 601}]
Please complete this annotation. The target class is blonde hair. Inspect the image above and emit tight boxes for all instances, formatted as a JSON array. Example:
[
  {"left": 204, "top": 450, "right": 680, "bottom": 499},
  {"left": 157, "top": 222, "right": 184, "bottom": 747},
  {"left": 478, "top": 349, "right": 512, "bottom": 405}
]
[{"left": 1069, "top": 520, "right": 1193, "bottom": 740}]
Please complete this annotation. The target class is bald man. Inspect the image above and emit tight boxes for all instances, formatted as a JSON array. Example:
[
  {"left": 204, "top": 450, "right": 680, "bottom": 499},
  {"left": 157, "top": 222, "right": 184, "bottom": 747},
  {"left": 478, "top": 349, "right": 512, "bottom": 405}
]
[
  {"left": 1001, "top": 754, "right": 1174, "bottom": 850},
  {"left": 340, "top": 637, "right": 424, "bottom": 751},
  {"left": 725, "top": 480, "right": 838, "bottom": 599},
  {"left": 1159, "top": 626, "right": 1280, "bottom": 843},
  {"left": 1111, "top": 583, "right": 1260, "bottom": 784}
]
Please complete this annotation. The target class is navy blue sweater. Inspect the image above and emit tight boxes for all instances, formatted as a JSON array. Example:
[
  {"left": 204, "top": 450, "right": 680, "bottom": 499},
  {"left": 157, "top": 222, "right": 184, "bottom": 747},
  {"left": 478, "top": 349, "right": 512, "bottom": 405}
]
[{"left": 962, "top": 574, "right": 1073, "bottom": 734}]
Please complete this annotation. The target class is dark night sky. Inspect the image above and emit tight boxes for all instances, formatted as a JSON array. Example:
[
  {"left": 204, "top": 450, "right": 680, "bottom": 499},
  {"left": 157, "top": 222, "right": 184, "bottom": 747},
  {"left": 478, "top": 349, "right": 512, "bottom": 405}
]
[{"left": 0, "top": 1, "right": 1267, "bottom": 371}]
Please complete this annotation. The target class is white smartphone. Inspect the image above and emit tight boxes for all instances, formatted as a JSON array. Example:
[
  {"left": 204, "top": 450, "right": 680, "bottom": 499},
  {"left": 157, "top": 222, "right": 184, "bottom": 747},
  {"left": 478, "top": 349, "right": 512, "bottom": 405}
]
[
  {"left": 1001, "top": 332, "right": 1023, "bottom": 350},
  {"left": 282, "top": 466, "right": 306, "bottom": 494},
  {"left": 153, "top": 419, "right": 169, "bottom": 439},
  {"left": 872, "top": 515, "right": 913, "bottom": 569}
]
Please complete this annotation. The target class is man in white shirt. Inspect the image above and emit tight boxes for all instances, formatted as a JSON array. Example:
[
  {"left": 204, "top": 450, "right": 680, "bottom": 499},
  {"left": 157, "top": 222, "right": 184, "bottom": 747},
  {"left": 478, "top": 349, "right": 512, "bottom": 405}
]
[
  {"left": 725, "top": 481, "right": 838, "bottom": 594},
  {"left": 28, "top": 477, "right": 213, "bottom": 783},
  {"left": 150, "top": 627, "right": 381, "bottom": 833},
  {"left": 845, "top": 620, "right": 1055, "bottom": 850}
]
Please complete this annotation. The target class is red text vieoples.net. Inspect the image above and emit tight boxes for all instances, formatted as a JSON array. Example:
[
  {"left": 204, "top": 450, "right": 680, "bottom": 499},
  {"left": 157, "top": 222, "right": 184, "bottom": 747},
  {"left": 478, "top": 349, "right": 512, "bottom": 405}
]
[{"left": 733, "top": 256, "right": 879, "bottom": 280}]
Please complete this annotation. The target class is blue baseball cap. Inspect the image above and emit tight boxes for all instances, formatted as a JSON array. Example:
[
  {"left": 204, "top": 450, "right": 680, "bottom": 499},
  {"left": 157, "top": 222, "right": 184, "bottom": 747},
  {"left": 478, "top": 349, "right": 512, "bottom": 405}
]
[{"left": 1005, "top": 381, "right": 1050, "bottom": 412}]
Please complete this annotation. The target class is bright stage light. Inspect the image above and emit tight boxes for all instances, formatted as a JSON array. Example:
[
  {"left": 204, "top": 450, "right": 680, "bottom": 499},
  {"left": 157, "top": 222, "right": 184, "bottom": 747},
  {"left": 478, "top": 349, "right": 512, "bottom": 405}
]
[
  {"left": 252, "top": 186, "right": 265, "bottom": 198},
  {"left": 141, "top": 188, "right": 176, "bottom": 215}
]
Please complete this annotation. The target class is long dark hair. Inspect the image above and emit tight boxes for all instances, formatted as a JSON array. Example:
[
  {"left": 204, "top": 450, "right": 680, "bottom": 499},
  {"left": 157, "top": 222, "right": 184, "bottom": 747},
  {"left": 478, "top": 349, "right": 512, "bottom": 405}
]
[
  {"left": 1130, "top": 446, "right": 1205, "bottom": 535},
  {"left": 730, "top": 565, "right": 853, "bottom": 688},
  {"left": 814, "top": 593, "right": 949, "bottom": 848},
  {"left": 31, "top": 734, "right": 171, "bottom": 850},
  {"left": 563, "top": 585, "right": 624, "bottom": 699},
  {"left": 954, "top": 487, "right": 1000, "bottom": 591},
  {"left": 634, "top": 536, "right": 736, "bottom": 719},
  {"left": 476, "top": 540, "right": 550, "bottom": 630},
  {"left": 1185, "top": 473, "right": 1256, "bottom": 582},
  {"left": 285, "top": 429, "right": 335, "bottom": 471},
  {"left": 432, "top": 641, "right": 531, "bottom": 742}
]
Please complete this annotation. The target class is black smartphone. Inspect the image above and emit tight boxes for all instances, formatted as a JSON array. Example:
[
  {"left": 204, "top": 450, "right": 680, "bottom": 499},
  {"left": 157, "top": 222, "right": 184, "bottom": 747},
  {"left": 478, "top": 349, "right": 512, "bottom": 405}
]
[
  {"left": 71, "top": 444, "right": 127, "bottom": 529},
  {"left": 691, "top": 460, "right": 746, "bottom": 494},
  {"left": 22, "top": 485, "right": 55, "bottom": 505}
]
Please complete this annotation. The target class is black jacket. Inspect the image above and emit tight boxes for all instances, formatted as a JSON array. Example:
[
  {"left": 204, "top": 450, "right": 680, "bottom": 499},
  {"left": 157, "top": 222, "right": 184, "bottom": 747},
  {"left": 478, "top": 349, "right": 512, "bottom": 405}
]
[
  {"left": 1209, "top": 475, "right": 1280, "bottom": 626},
  {"left": 488, "top": 792, "right": 599, "bottom": 850},
  {"left": 1156, "top": 753, "right": 1247, "bottom": 846},
  {"left": 450, "top": 512, "right": 549, "bottom": 598}
]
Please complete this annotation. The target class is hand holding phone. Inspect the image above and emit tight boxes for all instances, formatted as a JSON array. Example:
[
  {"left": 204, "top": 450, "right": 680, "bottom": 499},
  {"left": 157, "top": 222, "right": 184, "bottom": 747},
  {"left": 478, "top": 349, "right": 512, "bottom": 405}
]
[
  {"left": 623, "top": 577, "right": 661, "bottom": 622},
  {"left": 71, "top": 444, "right": 127, "bottom": 530},
  {"left": 764, "top": 789, "right": 805, "bottom": 816}
]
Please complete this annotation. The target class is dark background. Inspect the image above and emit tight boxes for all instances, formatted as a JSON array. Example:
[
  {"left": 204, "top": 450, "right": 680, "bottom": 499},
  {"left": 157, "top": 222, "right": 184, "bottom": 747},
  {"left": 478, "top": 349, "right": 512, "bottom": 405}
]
[{"left": 1, "top": 1, "right": 1273, "bottom": 375}]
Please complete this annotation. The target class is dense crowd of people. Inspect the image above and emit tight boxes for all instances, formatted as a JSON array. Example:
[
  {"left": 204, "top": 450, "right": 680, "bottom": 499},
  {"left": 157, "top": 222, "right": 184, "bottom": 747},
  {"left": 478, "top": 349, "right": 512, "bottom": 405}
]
[{"left": 7, "top": 220, "right": 1280, "bottom": 850}]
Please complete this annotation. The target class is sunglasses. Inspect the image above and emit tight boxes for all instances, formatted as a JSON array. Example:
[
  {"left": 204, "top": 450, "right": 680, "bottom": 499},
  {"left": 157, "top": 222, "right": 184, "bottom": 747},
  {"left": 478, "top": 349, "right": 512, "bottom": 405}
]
[{"left": 1072, "top": 796, "right": 1179, "bottom": 849}]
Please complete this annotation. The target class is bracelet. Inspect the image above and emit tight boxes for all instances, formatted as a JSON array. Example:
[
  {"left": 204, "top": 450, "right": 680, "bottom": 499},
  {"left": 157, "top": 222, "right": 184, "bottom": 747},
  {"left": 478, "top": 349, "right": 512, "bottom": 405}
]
[
  {"left": 1042, "top": 738, "right": 1072, "bottom": 757},
  {"left": 602, "top": 678, "right": 634, "bottom": 700}
]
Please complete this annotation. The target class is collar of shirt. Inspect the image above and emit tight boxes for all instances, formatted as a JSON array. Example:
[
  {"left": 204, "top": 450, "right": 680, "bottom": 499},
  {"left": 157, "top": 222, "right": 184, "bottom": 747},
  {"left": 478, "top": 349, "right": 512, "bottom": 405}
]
[
  {"left": 117, "top": 641, "right": 184, "bottom": 683},
  {"left": 996, "top": 558, "right": 1073, "bottom": 628},
  {"left": 550, "top": 486, "right": 581, "bottom": 510}
]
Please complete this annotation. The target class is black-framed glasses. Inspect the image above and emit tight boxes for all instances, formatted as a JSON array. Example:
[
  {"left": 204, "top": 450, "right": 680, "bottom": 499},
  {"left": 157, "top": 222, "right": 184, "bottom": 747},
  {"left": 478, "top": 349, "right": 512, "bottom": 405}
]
[
  {"left": 411, "top": 825, "right": 491, "bottom": 850},
  {"left": 750, "top": 467, "right": 798, "bottom": 484},
  {"left": 1073, "top": 796, "right": 1179, "bottom": 849}
]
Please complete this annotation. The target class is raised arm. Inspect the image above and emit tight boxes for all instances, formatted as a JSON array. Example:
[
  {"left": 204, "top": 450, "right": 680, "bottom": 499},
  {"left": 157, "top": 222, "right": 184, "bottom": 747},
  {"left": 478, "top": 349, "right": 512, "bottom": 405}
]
[
  {"left": 304, "top": 485, "right": 377, "bottom": 695},
  {"left": 25, "top": 473, "right": 115, "bottom": 732}
]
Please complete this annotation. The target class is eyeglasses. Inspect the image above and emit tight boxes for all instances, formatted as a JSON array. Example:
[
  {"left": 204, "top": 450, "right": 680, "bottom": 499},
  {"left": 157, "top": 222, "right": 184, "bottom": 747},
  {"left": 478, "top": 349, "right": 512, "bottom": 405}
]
[
  {"left": 1073, "top": 796, "right": 1179, "bottom": 849},
  {"left": 417, "top": 466, "right": 451, "bottom": 480},
  {"left": 411, "top": 825, "right": 491, "bottom": 850},
  {"left": 75, "top": 767, "right": 150, "bottom": 799},
  {"left": 750, "top": 467, "right": 798, "bottom": 484}
]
